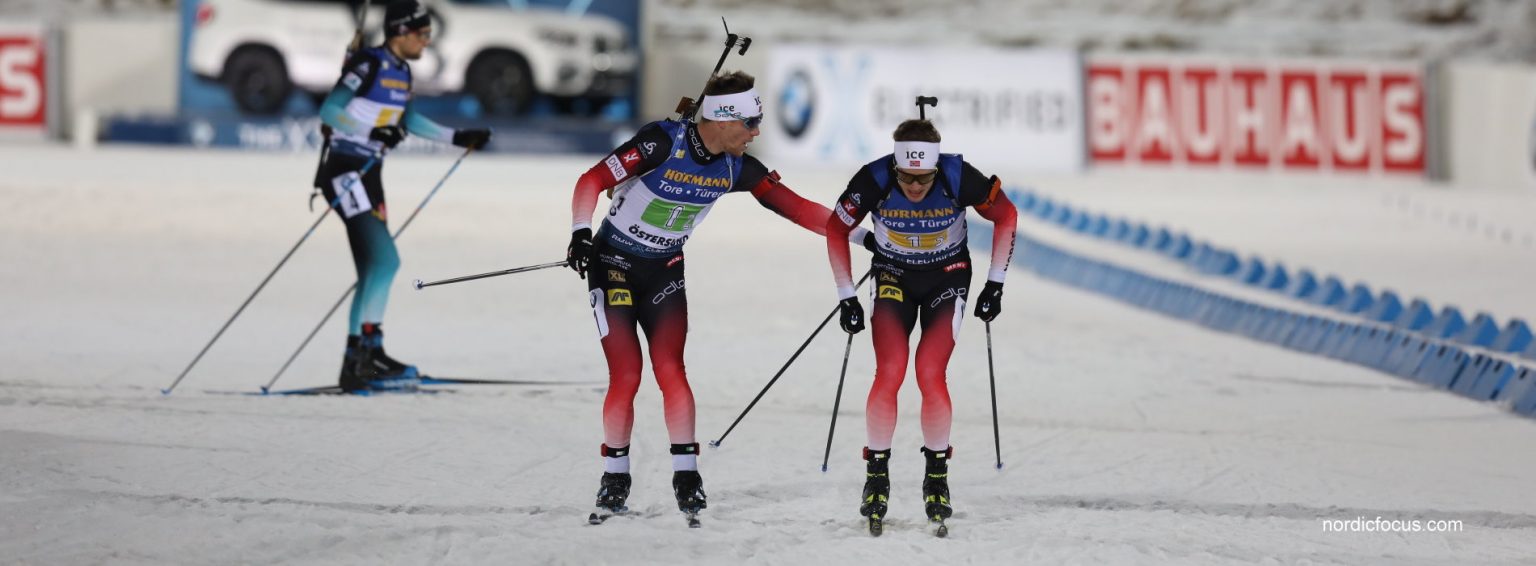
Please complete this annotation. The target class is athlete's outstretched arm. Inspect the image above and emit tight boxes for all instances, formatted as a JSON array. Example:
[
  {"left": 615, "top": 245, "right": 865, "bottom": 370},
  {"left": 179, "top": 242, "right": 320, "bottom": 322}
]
[
  {"left": 972, "top": 176, "right": 1018, "bottom": 283},
  {"left": 401, "top": 101, "right": 455, "bottom": 144},
  {"left": 748, "top": 172, "right": 834, "bottom": 236},
  {"left": 751, "top": 171, "right": 872, "bottom": 263}
]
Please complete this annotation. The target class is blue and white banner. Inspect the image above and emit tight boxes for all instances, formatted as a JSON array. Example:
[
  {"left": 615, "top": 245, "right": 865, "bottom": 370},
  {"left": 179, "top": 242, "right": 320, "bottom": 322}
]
[{"left": 761, "top": 45, "right": 1085, "bottom": 173}]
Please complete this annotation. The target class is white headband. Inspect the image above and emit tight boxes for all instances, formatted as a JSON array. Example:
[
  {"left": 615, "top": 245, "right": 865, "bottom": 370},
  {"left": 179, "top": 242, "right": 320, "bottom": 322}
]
[
  {"left": 700, "top": 89, "right": 763, "bottom": 122},
  {"left": 894, "top": 141, "right": 940, "bottom": 170}
]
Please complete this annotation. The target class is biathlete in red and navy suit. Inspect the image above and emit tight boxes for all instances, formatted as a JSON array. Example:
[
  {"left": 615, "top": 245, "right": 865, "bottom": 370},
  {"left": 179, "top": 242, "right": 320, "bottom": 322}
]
[
  {"left": 564, "top": 71, "right": 871, "bottom": 517},
  {"left": 824, "top": 119, "right": 1017, "bottom": 525}
]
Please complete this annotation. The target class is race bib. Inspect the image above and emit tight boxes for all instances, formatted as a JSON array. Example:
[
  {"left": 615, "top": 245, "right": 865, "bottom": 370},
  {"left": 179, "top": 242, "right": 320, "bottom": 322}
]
[{"left": 332, "top": 171, "right": 372, "bottom": 219}]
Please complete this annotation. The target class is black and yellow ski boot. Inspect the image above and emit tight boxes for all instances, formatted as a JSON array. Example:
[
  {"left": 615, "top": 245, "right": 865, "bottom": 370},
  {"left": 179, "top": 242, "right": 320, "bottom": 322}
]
[
  {"left": 860, "top": 448, "right": 891, "bottom": 536},
  {"left": 921, "top": 446, "right": 953, "bottom": 537}
]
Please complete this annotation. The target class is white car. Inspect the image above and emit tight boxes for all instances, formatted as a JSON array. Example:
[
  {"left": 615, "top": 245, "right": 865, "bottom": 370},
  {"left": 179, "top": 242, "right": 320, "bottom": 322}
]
[{"left": 187, "top": 0, "right": 637, "bottom": 115}]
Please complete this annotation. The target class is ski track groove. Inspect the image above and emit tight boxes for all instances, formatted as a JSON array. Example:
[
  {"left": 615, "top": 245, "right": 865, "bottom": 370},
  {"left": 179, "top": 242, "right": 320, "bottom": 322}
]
[{"left": 75, "top": 489, "right": 566, "bottom": 519}]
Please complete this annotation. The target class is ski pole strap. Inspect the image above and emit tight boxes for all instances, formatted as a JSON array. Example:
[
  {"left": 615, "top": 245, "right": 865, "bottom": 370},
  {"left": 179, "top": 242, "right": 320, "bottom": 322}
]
[
  {"left": 601, "top": 444, "right": 630, "bottom": 458},
  {"left": 670, "top": 443, "right": 701, "bottom": 455}
]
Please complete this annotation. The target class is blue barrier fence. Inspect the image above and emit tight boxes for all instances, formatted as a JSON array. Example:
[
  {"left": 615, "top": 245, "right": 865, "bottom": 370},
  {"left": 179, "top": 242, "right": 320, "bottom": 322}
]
[
  {"left": 102, "top": 114, "right": 627, "bottom": 155},
  {"left": 996, "top": 187, "right": 1536, "bottom": 419}
]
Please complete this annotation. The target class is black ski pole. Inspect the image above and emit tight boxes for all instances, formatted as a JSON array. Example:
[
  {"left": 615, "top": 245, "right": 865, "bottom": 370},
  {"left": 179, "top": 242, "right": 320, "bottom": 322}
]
[
  {"left": 261, "top": 148, "right": 472, "bottom": 393},
  {"left": 413, "top": 261, "right": 566, "bottom": 289},
  {"left": 820, "top": 332, "right": 855, "bottom": 473},
  {"left": 710, "top": 269, "right": 872, "bottom": 448},
  {"left": 986, "top": 320, "right": 1003, "bottom": 470},
  {"left": 162, "top": 153, "right": 383, "bottom": 395}
]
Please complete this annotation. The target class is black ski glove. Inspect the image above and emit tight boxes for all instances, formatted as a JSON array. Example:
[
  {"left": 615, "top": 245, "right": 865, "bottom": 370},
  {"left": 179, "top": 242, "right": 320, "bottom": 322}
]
[
  {"left": 838, "top": 297, "right": 865, "bottom": 334},
  {"left": 567, "top": 228, "right": 595, "bottom": 279},
  {"left": 369, "top": 125, "right": 406, "bottom": 149},
  {"left": 974, "top": 281, "right": 1004, "bottom": 322},
  {"left": 452, "top": 128, "right": 492, "bottom": 150},
  {"left": 862, "top": 231, "right": 879, "bottom": 253}
]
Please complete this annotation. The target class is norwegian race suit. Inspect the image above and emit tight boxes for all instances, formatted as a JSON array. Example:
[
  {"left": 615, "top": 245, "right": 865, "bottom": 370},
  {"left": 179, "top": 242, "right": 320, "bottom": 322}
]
[
  {"left": 825, "top": 154, "right": 1017, "bottom": 452},
  {"left": 571, "top": 119, "right": 840, "bottom": 453}
]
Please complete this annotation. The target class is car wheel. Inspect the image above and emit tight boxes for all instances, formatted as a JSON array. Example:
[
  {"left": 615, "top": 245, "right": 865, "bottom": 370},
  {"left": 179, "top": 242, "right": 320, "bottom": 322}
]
[
  {"left": 224, "top": 46, "right": 291, "bottom": 115},
  {"left": 466, "top": 50, "right": 534, "bottom": 116}
]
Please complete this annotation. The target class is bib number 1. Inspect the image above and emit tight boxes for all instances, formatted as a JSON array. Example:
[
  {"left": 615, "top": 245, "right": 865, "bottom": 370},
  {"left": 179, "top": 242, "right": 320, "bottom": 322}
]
[{"left": 332, "top": 171, "right": 372, "bottom": 219}]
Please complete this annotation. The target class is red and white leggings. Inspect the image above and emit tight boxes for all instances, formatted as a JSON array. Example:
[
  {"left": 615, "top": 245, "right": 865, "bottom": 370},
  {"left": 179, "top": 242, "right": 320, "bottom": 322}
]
[
  {"left": 865, "top": 262, "right": 969, "bottom": 452},
  {"left": 587, "top": 247, "right": 693, "bottom": 451}
]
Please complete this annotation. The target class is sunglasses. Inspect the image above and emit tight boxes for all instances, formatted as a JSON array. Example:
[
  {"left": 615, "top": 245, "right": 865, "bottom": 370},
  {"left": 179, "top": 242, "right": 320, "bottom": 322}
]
[
  {"left": 894, "top": 168, "right": 938, "bottom": 185},
  {"left": 740, "top": 115, "right": 763, "bottom": 130},
  {"left": 408, "top": 28, "right": 432, "bottom": 40}
]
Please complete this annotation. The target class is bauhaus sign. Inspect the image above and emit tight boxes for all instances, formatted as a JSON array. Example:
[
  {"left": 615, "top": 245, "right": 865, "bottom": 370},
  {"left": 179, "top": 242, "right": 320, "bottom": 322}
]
[
  {"left": 0, "top": 23, "right": 47, "bottom": 132},
  {"left": 1087, "top": 56, "right": 1426, "bottom": 175}
]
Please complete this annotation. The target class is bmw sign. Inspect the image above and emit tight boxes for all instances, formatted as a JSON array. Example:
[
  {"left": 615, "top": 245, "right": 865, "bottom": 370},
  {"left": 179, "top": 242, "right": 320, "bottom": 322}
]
[{"left": 777, "top": 69, "right": 815, "bottom": 139}]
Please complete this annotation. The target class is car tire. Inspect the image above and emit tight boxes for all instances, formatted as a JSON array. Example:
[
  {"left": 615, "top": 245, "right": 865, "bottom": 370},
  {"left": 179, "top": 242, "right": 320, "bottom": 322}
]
[
  {"left": 223, "top": 46, "right": 291, "bottom": 115},
  {"left": 466, "top": 50, "right": 534, "bottom": 116}
]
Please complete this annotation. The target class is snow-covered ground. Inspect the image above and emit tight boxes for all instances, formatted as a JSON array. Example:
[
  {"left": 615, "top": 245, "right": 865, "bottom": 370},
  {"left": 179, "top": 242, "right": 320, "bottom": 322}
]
[{"left": 2, "top": 145, "right": 1536, "bottom": 564}]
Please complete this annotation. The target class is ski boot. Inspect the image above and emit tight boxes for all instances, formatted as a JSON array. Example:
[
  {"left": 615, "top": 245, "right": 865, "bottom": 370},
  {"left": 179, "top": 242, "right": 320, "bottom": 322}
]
[
  {"left": 586, "top": 471, "right": 632, "bottom": 525},
  {"left": 595, "top": 472, "right": 631, "bottom": 511},
  {"left": 672, "top": 468, "right": 707, "bottom": 528},
  {"left": 588, "top": 445, "right": 632, "bottom": 525},
  {"left": 337, "top": 335, "right": 363, "bottom": 390},
  {"left": 346, "top": 323, "right": 420, "bottom": 392},
  {"left": 921, "top": 446, "right": 953, "bottom": 537},
  {"left": 860, "top": 448, "right": 891, "bottom": 536}
]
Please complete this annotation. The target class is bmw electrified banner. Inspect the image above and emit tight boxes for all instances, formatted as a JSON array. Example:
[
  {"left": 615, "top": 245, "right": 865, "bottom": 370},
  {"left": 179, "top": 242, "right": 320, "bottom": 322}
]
[{"left": 761, "top": 45, "right": 1085, "bottom": 173}]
